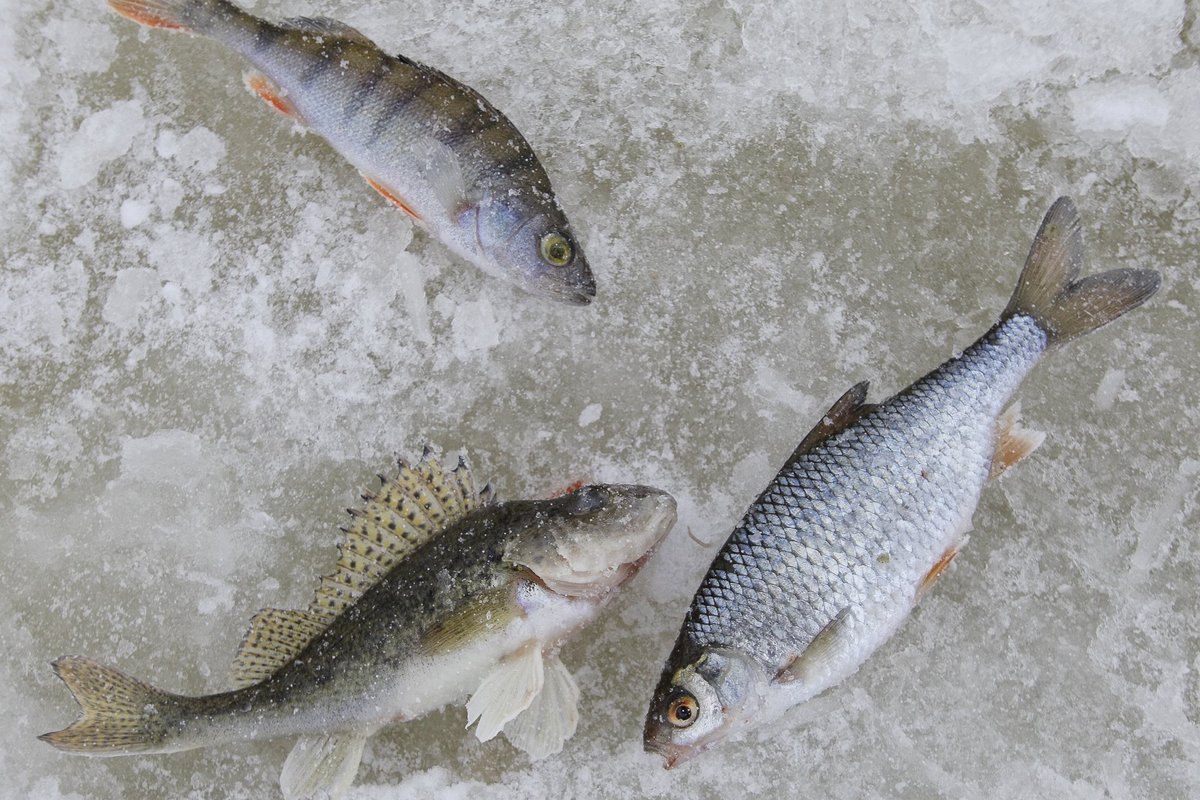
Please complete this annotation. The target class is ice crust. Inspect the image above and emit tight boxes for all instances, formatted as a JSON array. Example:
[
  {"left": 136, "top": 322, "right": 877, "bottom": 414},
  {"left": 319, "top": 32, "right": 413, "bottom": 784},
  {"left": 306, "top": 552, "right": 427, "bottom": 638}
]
[{"left": 2, "top": 0, "right": 1198, "bottom": 798}]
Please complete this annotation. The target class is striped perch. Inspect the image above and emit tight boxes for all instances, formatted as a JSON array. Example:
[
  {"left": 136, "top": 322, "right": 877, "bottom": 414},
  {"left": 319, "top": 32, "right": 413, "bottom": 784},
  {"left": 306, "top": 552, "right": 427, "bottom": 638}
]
[{"left": 108, "top": 0, "right": 596, "bottom": 304}]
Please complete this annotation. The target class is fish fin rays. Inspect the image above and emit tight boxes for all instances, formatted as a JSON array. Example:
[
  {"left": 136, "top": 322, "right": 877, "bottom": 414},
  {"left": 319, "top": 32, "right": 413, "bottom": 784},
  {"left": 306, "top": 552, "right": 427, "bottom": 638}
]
[
  {"left": 362, "top": 174, "right": 422, "bottom": 221},
  {"left": 1002, "top": 197, "right": 1160, "bottom": 346},
  {"left": 281, "top": 16, "right": 374, "bottom": 45},
  {"left": 466, "top": 640, "right": 543, "bottom": 742},
  {"left": 989, "top": 402, "right": 1045, "bottom": 480},
  {"left": 775, "top": 606, "right": 852, "bottom": 686},
  {"left": 39, "top": 656, "right": 181, "bottom": 754},
  {"left": 107, "top": 0, "right": 194, "bottom": 31},
  {"left": 230, "top": 608, "right": 328, "bottom": 688},
  {"left": 308, "top": 446, "right": 491, "bottom": 621},
  {"left": 786, "top": 382, "right": 876, "bottom": 465},
  {"left": 412, "top": 138, "right": 471, "bottom": 221},
  {"left": 419, "top": 586, "right": 521, "bottom": 656},
  {"left": 244, "top": 70, "right": 305, "bottom": 123},
  {"left": 502, "top": 653, "right": 580, "bottom": 760},
  {"left": 917, "top": 545, "right": 961, "bottom": 599},
  {"left": 279, "top": 731, "right": 369, "bottom": 800}
]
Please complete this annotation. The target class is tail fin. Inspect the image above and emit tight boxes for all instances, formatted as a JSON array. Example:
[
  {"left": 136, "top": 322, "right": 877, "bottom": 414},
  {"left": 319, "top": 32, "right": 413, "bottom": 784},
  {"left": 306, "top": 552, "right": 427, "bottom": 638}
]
[
  {"left": 39, "top": 656, "right": 184, "bottom": 755},
  {"left": 1002, "top": 197, "right": 1161, "bottom": 347},
  {"left": 106, "top": 0, "right": 233, "bottom": 33}
]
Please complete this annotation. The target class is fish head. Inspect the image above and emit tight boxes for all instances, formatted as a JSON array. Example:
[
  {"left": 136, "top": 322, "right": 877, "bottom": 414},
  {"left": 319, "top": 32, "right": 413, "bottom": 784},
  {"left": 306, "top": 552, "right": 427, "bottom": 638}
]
[
  {"left": 472, "top": 193, "right": 596, "bottom": 305},
  {"left": 506, "top": 484, "right": 677, "bottom": 598},
  {"left": 643, "top": 645, "right": 769, "bottom": 768}
]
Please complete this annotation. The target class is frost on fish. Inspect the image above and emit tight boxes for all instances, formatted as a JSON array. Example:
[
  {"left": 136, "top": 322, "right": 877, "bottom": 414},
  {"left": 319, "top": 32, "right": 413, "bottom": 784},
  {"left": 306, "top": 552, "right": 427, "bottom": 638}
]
[
  {"left": 41, "top": 448, "right": 677, "bottom": 799},
  {"left": 105, "top": 0, "right": 596, "bottom": 303},
  {"left": 644, "top": 198, "right": 1161, "bottom": 767}
]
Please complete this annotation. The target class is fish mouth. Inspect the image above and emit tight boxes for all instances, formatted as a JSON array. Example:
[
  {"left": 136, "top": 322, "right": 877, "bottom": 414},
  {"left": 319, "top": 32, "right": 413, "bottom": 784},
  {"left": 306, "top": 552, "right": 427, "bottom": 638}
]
[{"left": 643, "top": 732, "right": 706, "bottom": 770}]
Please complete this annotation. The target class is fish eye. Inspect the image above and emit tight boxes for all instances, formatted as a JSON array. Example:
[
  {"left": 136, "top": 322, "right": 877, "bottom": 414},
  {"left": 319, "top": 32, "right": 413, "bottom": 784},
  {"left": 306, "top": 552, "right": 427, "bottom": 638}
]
[
  {"left": 666, "top": 692, "right": 699, "bottom": 728},
  {"left": 539, "top": 232, "right": 573, "bottom": 267},
  {"left": 567, "top": 486, "right": 607, "bottom": 515}
]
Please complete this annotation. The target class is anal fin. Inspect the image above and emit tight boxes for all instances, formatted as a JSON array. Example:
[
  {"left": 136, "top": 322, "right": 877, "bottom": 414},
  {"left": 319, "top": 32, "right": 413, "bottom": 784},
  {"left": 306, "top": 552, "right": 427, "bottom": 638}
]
[
  {"left": 466, "top": 640, "right": 543, "bottom": 742},
  {"left": 279, "top": 732, "right": 368, "bottom": 800},
  {"left": 990, "top": 402, "right": 1045, "bottom": 480},
  {"left": 362, "top": 174, "right": 422, "bottom": 221},
  {"left": 244, "top": 71, "right": 304, "bottom": 122},
  {"left": 502, "top": 652, "right": 580, "bottom": 760}
]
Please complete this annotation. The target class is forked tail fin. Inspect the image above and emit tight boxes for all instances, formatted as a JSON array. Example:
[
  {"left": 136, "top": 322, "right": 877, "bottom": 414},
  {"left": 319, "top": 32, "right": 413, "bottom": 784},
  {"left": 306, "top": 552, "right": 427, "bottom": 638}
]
[
  {"left": 39, "top": 656, "right": 187, "bottom": 755},
  {"left": 106, "top": 0, "right": 236, "bottom": 33},
  {"left": 1002, "top": 197, "right": 1161, "bottom": 347}
]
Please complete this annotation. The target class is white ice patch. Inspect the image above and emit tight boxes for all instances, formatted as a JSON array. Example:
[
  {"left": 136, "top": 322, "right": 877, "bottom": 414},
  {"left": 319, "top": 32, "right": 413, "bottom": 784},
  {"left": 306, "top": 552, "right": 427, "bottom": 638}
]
[
  {"left": 58, "top": 100, "right": 145, "bottom": 189},
  {"left": 451, "top": 298, "right": 501, "bottom": 357},
  {"left": 1070, "top": 79, "right": 1170, "bottom": 134},
  {"left": 101, "top": 267, "right": 160, "bottom": 329},
  {"left": 578, "top": 403, "right": 602, "bottom": 426},
  {"left": 155, "top": 126, "right": 227, "bottom": 174}
]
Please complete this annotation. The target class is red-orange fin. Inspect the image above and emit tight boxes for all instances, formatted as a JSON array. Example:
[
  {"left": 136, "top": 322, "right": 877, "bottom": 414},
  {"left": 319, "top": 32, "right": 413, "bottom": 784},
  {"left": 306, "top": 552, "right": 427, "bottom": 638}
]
[
  {"left": 244, "top": 71, "right": 303, "bottom": 122},
  {"left": 549, "top": 480, "right": 585, "bottom": 498},
  {"left": 108, "top": 0, "right": 190, "bottom": 30},
  {"left": 917, "top": 546, "right": 960, "bottom": 599},
  {"left": 362, "top": 175, "right": 422, "bottom": 221},
  {"left": 989, "top": 402, "right": 1045, "bottom": 480}
]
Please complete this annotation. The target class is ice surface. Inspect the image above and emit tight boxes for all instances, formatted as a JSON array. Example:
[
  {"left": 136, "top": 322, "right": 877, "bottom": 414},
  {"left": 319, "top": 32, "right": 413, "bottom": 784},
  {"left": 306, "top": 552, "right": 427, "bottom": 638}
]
[{"left": 3, "top": 0, "right": 1198, "bottom": 798}]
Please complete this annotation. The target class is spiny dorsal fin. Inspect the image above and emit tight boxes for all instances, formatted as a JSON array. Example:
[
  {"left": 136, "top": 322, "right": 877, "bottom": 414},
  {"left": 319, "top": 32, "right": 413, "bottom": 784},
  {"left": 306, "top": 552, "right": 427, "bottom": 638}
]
[
  {"left": 307, "top": 446, "right": 493, "bottom": 620},
  {"left": 231, "top": 608, "right": 329, "bottom": 689},
  {"left": 282, "top": 16, "right": 374, "bottom": 45},
  {"left": 786, "top": 382, "right": 875, "bottom": 465}
]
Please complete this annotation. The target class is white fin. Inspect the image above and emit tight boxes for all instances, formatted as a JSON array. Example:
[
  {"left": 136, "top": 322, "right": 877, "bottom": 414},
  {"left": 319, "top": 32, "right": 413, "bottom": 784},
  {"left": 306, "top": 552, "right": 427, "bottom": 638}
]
[
  {"left": 230, "top": 608, "right": 328, "bottom": 688},
  {"left": 410, "top": 138, "right": 471, "bottom": 221},
  {"left": 282, "top": 16, "right": 374, "bottom": 45},
  {"left": 309, "top": 447, "right": 490, "bottom": 620},
  {"left": 989, "top": 402, "right": 1046, "bottom": 480},
  {"left": 279, "top": 732, "right": 368, "bottom": 800},
  {"left": 775, "top": 606, "right": 851, "bottom": 685},
  {"left": 502, "top": 653, "right": 580, "bottom": 760},
  {"left": 466, "top": 640, "right": 543, "bottom": 742}
]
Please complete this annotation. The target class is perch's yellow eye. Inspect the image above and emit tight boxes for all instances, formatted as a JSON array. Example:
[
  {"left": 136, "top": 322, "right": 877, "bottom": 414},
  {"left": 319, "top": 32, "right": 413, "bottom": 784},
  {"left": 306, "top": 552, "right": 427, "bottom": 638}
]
[
  {"left": 539, "top": 232, "right": 572, "bottom": 266},
  {"left": 666, "top": 693, "right": 699, "bottom": 728}
]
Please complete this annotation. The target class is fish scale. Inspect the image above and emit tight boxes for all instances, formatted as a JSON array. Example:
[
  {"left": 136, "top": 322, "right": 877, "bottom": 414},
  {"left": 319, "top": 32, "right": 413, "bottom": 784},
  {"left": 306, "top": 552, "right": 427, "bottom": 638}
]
[{"left": 645, "top": 198, "right": 1161, "bottom": 767}]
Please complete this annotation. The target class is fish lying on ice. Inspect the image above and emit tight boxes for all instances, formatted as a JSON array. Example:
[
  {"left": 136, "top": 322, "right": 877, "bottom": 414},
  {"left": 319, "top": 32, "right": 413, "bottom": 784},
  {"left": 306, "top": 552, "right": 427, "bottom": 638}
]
[
  {"left": 42, "top": 448, "right": 676, "bottom": 798},
  {"left": 106, "top": 0, "right": 596, "bottom": 304},
  {"left": 643, "top": 197, "right": 1161, "bottom": 766}
]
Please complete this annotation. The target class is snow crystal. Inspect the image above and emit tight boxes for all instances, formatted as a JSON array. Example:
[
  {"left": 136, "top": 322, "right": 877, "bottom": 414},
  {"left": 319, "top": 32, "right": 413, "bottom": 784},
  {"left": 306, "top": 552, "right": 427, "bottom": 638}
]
[{"left": 57, "top": 100, "right": 145, "bottom": 189}]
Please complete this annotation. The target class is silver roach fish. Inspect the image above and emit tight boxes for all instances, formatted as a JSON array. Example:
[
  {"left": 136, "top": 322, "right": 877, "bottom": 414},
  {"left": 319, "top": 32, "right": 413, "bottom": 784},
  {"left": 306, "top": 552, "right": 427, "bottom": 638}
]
[
  {"left": 644, "top": 198, "right": 1161, "bottom": 766},
  {"left": 42, "top": 448, "right": 676, "bottom": 799},
  {"left": 107, "top": 0, "right": 596, "bottom": 304}
]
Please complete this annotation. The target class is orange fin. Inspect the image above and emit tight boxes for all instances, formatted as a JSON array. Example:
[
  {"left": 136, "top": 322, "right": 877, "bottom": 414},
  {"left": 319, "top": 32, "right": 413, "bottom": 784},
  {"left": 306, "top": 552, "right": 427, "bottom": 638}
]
[
  {"left": 244, "top": 71, "right": 303, "bottom": 122},
  {"left": 549, "top": 480, "right": 585, "bottom": 498},
  {"left": 108, "top": 0, "right": 190, "bottom": 30},
  {"left": 989, "top": 402, "right": 1045, "bottom": 480},
  {"left": 917, "top": 546, "right": 960, "bottom": 599},
  {"left": 362, "top": 175, "right": 422, "bottom": 221}
]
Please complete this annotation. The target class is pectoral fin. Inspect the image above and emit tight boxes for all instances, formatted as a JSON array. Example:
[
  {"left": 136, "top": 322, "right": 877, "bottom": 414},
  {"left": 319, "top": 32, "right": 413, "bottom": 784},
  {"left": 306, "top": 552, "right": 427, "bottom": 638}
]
[
  {"left": 465, "top": 640, "right": 543, "bottom": 742},
  {"left": 775, "top": 606, "right": 851, "bottom": 685},
  {"left": 502, "top": 653, "right": 580, "bottom": 760},
  {"left": 279, "top": 731, "right": 369, "bottom": 800}
]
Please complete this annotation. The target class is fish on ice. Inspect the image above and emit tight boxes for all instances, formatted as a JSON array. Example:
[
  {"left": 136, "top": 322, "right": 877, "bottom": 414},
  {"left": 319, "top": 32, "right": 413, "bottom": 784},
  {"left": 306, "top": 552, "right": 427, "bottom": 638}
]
[
  {"left": 42, "top": 447, "right": 677, "bottom": 799},
  {"left": 106, "top": 0, "right": 597, "bottom": 304},
  {"left": 643, "top": 197, "right": 1161, "bottom": 766}
]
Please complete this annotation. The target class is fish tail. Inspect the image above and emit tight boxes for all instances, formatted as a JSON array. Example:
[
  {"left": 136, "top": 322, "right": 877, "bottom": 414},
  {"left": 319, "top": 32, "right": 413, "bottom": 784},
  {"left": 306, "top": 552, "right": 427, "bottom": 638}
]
[
  {"left": 106, "top": 0, "right": 240, "bottom": 34},
  {"left": 1001, "top": 196, "right": 1161, "bottom": 347},
  {"left": 39, "top": 656, "right": 191, "bottom": 755}
]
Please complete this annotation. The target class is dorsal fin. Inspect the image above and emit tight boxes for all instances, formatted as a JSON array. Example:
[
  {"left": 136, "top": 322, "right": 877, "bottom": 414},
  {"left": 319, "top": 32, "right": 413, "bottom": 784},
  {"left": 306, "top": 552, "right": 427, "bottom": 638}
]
[
  {"left": 231, "top": 447, "right": 494, "bottom": 685},
  {"left": 281, "top": 16, "right": 374, "bottom": 45},
  {"left": 231, "top": 608, "right": 329, "bottom": 688},
  {"left": 786, "top": 381, "right": 875, "bottom": 464},
  {"left": 308, "top": 446, "right": 493, "bottom": 620}
]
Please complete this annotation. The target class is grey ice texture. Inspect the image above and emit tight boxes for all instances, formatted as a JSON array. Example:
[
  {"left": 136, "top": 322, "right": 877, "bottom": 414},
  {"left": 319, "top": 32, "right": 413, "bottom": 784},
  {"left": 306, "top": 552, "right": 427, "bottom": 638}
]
[{"left": 2, "top": 0, "right": 1197, "bottom": 798}]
